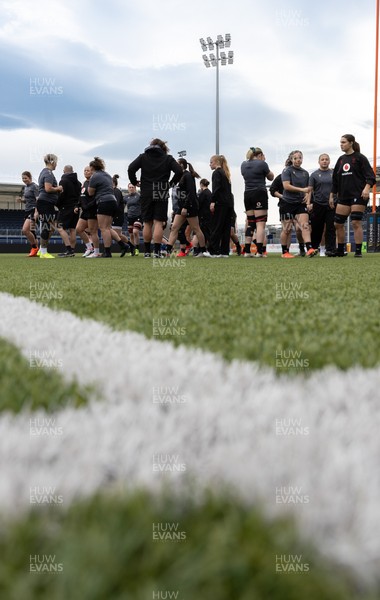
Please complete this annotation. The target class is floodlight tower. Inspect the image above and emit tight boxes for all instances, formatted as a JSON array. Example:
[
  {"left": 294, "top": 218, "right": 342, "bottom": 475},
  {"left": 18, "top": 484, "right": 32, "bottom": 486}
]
[{"left": 199, "top": 34, "right": 233, "bottom": 154}]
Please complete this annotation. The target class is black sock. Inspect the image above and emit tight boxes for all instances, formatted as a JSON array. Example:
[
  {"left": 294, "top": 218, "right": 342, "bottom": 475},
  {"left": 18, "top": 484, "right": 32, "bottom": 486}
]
[
  {"left": 256, "top": 242, "right": 263, "bottom": 255},
  {"left": 32, "top": 244, "right": 38, "bottom": 249},
  {"left": 299, "top": 243, "right": 305, "bottom": 251},
  {"left": 244, "top": 243, "right": 250, "bottom": 253},
  {"left": 262, "top": 245, "right": 266, "bottom": 253},
  {"left": 144, "top": 242, "right": 151, "bottom": 254},
  {"left": 281, "top": 245, "right": 288, "bottom": 254},
  {"left": 306, "top": 242, "right": 312, "bottom": 250},
  {"left": 118, "top": 240, "right": 126, "bottom": 249},
  {"left": 104, "top": 247, "right": 112, "bottom": 256},
  {"left": 355, "top": 243, "right": 362, "bottom": 254},
  {"left": 200, "top": 246, "right": 207, "bottom": 253},
  {"left": 154, "top": 243, "right": 161, "bottom": 255},
  {"left": 338, "top": 243, "right": 345, "bottom": 252},
  {"left": 166, "top": 244, "right": 173, "bottom": 254}
]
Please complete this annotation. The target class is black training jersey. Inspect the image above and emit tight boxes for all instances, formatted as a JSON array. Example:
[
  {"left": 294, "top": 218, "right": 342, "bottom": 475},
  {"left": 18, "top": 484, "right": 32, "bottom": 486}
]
[
  {"left": 178, "top": 171, "right": 198, "bottom": 211},
  {"left": 332, "top": 152, "right": 376, "bottom": 200},
  {"left": 58, "top": 172, "right": 81, "bottom": 209},
  {"left": 269, "top": 173, "right": 285, "bottom": 208},
  {"left": 128, "top": 145, "right": 183, "bottom": 200},
  {"left": 113, "top": 187, "right": 125, "bottom": 221},
  {"left": 211, "top": 168, "right": 233, "bottom": 207},
  {"left": 198, "top": 188, "right": 212, "bottom": 220}
]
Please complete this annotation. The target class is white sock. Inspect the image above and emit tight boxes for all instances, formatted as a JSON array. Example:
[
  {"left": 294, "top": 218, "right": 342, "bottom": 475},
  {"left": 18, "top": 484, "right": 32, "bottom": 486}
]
[
  {"left": 93, "top": 248, "right": 100, "bottom": 256},
  {"left": 40, "top": 247, "right": 47, "bottom": 255},
  {"left": 86, "top": 242, "right": 93, "bottom": 249}
]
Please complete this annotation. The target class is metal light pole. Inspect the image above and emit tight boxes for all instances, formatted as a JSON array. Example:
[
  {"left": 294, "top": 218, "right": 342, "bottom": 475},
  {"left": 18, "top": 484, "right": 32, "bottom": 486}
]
[{"left": 200, "top": 34, "right": 233, "bottom": 155}]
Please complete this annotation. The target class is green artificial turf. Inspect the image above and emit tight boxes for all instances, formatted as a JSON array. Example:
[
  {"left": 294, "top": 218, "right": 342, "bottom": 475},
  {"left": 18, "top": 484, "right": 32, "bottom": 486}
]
[
  {"left": 0, "top": 488, "right": 373, "bottom": 600},
  {"left": 0, "top": 253, "right": 379, "bottom": 371},
  {"left": 0, "top": 337, "right": 90, "bottom": 413}
]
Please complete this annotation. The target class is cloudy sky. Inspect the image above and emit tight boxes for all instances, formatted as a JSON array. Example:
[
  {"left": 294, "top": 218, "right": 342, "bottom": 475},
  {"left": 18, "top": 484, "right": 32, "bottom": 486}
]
[{"left": 0, "top": 0, "right": 378, "bottom": 223}]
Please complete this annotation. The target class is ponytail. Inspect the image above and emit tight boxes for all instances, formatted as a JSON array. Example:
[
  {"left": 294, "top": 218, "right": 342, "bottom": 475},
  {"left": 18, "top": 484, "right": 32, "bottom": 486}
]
[
  {"left": 210, "top": 154, "right": 231, "bottom": 182},
  {"left": 218, "top": 155, "right": 231, "bottom": 182},
  {"left": 342, "top": 134, "right": 360, "bottom": 153},
  {"left": 178, "top": 158, "right": 200, "bottom": 179}
]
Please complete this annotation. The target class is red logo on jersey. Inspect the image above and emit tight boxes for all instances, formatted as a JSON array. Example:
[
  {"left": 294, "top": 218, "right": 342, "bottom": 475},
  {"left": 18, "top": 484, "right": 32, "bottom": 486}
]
[{"left": 343, "top": 163, "right": 350, "bottom": 172}]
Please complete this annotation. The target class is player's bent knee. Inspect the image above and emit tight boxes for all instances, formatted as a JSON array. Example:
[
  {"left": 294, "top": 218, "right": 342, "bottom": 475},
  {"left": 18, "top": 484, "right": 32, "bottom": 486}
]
[{"left": 334, "top": 213, "right": 348, "bottom": 224}]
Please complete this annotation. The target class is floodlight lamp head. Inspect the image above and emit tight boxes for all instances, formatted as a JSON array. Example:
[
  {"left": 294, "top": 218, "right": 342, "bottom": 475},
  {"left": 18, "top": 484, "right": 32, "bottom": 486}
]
[
  {"left": 202, "top": 55, "right": 211, "bottom": 67},
  {"left": 199, "top": 37, "right": 207, "bottom": 51},
  {"left": 206, "top": 36, "right": 214, "bottom": 50}
]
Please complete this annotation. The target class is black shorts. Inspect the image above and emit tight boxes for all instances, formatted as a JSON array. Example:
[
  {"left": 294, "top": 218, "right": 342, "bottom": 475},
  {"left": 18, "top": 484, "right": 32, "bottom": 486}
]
[
  {"left": 80, "top": 206, "right": 97, "bottom": 221},
  {"left": 244, "top": 189, "right": 268, "bottom": 212},
  {"left": 36, "top": 200, "right": 57, "bottom": 231},
  {"left": 141, "top": 196, "right": 168, "bottom": 223},
  {"left": 127, "top": 217, "right": 142, "bottom": 231},
  {"left": 112, "top": 213, "right": 125, "bottom": 227},
  {"left": 337, "top": 197, "right": 368, "bottom": 207},
  {"left": 57, "top": 208, "right": 79, "bottom": 230},
  {"left": 97, "top": 200, "right": 117, "bottom": 217},
  {"left": 36, "top": 199, "right": 56, "bottom": 218},
  {"left": 175, "top": 205, "right": 199, "bottom": 219},
  {"left": 24, "top": 208, "right": 36, "bottom": 221},
  {"left": 280, "top": 201, "right": 308, "bottom": 221}
]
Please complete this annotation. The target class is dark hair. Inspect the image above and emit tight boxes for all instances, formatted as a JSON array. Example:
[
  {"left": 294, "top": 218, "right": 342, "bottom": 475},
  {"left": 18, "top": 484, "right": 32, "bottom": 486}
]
[
  {"left": 178, "top": 158, "right": 200, "bottom": 179},
  {"left": 284, "top": 151, "right": 295, "bottom": 167},
  {"left": 342, "top": 134, "right": 360, "bottom": 153},
  {"left": 150, "top": 138, "right": 169, "bottom": 153},
  {"left": 290, "top": 150, "right": 303, "bottom": 161},
  {"left": 22, "top": 171, "right": 32, "bottom": 179},
  {"left": 89, "top": 156, "right": 105, "bottom": 171},
  {"left": 112, "top": 174, "right": 119, "bottom": 186},
  {"left": 200, "top": 178, "right": 209, "bottom": 187}
]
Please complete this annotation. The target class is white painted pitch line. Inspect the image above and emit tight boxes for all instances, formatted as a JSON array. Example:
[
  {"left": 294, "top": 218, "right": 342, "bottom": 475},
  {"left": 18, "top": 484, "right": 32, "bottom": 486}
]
[{"left": 0, "top": 292, "right": 379, "bottom": 585}]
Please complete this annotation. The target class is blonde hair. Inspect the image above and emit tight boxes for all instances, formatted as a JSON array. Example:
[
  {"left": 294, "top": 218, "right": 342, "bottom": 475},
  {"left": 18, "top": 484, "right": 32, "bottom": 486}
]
[
  {"left": 44, "top": 153, "right": 58, "bottom": 165},
  {"left": 211, "top": 154, "right": 231, "bottom": 182},
  {"left": 246, "top": 147, "right": 263, "bottom": 160}
]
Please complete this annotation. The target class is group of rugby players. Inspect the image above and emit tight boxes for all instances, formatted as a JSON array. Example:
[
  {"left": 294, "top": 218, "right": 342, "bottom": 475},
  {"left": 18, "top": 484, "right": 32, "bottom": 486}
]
[{"left": 19, "top": 134, "right": 376, "bottom": 259}]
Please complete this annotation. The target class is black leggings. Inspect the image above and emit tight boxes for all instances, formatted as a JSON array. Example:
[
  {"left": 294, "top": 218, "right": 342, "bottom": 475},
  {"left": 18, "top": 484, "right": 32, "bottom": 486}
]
[{"left": 209, "top": 205, "right": 233, "bottom": 255}]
